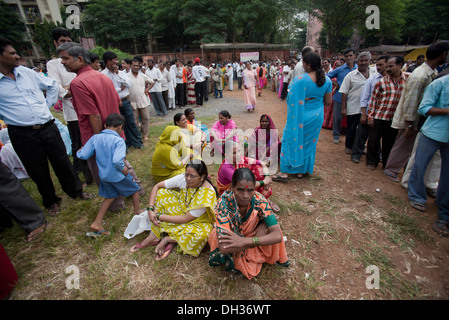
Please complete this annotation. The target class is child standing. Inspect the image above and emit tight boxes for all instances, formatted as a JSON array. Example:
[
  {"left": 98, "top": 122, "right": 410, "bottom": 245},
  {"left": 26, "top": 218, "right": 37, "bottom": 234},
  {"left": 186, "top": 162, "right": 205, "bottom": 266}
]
[{"left": 77, "top": 113, "right": 142, "bottom": 237}]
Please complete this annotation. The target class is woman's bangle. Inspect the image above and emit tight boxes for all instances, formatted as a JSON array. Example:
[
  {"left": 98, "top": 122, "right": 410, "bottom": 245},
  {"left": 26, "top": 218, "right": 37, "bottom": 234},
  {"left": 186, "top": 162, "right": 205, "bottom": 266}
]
[
  {"left": 147, "top": 205, "right": 154, "bottom": 211},
  {"left": 156, "top": 213, "right": 162, "bottom": 220},
  {"left": 252, "top": 237, "right": 261, "bottom": 248},
  {"left": 259, "top": 180, "right": 265, "bottom": 187}
]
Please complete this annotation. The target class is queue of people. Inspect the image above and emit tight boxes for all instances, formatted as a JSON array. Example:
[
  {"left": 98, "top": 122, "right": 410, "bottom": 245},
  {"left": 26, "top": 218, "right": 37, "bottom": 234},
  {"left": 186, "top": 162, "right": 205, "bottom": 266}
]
[{"left": 1, "top": 25, "right": 449, "bottom": 297}]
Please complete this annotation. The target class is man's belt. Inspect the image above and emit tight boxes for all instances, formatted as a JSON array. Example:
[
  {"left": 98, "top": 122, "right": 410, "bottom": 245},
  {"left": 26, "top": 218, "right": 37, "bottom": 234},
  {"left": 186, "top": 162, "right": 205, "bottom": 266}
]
[
  {"left": 121, "top": 96, "right": 129, "bottom": 101},
  {"left": 31, "top": 118, "right": 55, "bottom": 130}
]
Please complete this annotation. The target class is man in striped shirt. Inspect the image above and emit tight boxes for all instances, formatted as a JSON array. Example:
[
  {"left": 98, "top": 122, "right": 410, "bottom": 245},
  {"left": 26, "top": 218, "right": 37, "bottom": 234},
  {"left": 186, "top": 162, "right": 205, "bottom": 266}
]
[{"left": 366, "top": 56, "right": 408, "bottom": 169}]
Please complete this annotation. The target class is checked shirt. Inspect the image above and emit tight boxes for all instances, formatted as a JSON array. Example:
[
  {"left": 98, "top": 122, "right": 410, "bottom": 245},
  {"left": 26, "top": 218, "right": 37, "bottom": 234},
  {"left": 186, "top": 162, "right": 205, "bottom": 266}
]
[{"left": 367, "top": 73, "right": 409, "bottom": 122}]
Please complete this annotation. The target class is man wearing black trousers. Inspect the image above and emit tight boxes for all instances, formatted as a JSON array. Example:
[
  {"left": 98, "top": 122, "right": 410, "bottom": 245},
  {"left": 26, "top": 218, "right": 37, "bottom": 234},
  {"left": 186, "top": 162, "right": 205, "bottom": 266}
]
[
  {"left": 0, "top": 163, "right": 47, "bottom": 242},
  {"left": 0, "top": 38, "right": 93, "bottom": 216}
]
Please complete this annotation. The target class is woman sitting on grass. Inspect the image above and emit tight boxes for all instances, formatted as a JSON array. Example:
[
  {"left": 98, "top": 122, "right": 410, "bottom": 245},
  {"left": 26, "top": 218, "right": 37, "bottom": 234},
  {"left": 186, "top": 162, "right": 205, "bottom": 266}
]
[
  {"left": 208, "top": 168, "right": 289, "bottom": 279},
  {"left": 184, "top": 108, "right": 210, "bottom": 143},
  {"left": 151, "top": 125, "right": 191, "bottom": 183},
  {"left": 217, "top": 140, "right": 279, "bottom": 212},
  {"left": 130, "top": 160, "right": 217, "bottom": 261},
  {"left": 209, "top": 110, "right": 238, "bottom": 158},
  {"left": 173, "top": 113, "right": 207, "bottom": 159}
]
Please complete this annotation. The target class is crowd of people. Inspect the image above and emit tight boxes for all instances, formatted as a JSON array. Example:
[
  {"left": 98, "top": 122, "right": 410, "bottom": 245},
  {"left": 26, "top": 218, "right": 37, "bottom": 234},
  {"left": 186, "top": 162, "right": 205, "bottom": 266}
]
[{"left": 1, "top": 25, "right": 449, "bottom": 297}]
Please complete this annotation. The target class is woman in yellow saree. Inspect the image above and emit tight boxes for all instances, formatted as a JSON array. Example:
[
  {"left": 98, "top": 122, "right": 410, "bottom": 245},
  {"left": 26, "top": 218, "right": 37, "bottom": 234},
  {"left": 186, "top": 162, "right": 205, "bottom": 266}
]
[
  {"left": 174, "top": 113, "right": 207, "bottom": 160},
  {"left": 151, "top": 125, "right": 191, "bottom": 183},
  {"left": 130, "top": 161, "right": 218, "bottom": 260}
]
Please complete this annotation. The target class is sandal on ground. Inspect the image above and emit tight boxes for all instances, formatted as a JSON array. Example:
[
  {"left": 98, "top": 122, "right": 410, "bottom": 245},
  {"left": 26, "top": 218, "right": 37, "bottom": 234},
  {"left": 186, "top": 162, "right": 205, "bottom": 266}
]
[
  {"left": 129, "top": 240, "right": 152, "bottom": 253},
  {"left": 155, "top": 242, "right": 175, "bottom": 261},
  {"left": 27, "top": 221, "right": 47, "bottom": 242},
  {"left": 409, "top": 200, "right": 426, "bottom": 212},
  {"left": 296, "top": 173, "right": 309, "bottom": 180},
  {"left": 80, "top": 192, "right": 95, "bottom": 200},
  {"left": 384, "top": 171, "right": 400, "bottom": 183},
  {"left": 86, "top": 230, "right": 110, "bottom": 239},
  {"left": 367, "top": 164, "right": 376, "bottom": 170},
  {"left": 47, "top": 203, "right": 60, "bottom": 217},
  {"left": 432, "top": 220, "right": 449, "bottom": 237},
  {"left": 272, "top": 174, "right": 288, "bottom": 182}
]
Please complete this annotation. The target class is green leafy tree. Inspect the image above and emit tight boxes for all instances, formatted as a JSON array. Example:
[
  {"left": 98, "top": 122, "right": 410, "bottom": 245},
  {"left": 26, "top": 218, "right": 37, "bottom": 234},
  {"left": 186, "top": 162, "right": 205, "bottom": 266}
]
[
  {"left": 89, "top": 45, "right": 132, "bottom": 62},
  {"left": 82, "top": 0, "right": 151, "bottom": 48},
  {"left": 180, "top": 0, "right": 230, "bottom": 43},
  {"left": 0, "top": 1, "right": 29, "bottom": 52},
  {"left": 33, "top": 18, "right": 58, "bottom": 59},
  {"left": 401, "top": 0, "right": 449, "bottom": 44}
]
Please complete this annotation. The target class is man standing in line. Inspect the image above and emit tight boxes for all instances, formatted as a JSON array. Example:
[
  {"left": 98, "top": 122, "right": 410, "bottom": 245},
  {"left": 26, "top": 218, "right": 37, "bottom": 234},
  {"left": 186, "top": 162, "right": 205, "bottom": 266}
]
[
  {"left": 322, "top": 57, "right": 333, "bottom": 74},
  {"left": 351, "top": 55, "right": 389, "bottom": 164},
  {"left": 159, "top": 62, "right": 171, "bottom": 110},
  {"left": 168, "top": 60, "right": 177, "bottom": 110},
  {"left": 146, "top": 59, "right": 168, "bottom": 116},
  {"left": 58, "top": 42, "right": 143, "bottom": 211},
  {"left": 226, "top": 63, "right": 234, "bottom": 91},
  {"left": 339, "top": 52, "right": 373, "bottom": 154},
  {"left": 46, "top": 27, "right": 92, "bottom": 186},
  {"left": 366, "top": 56, "right": 408, "bottom": 170},
  {"left": 102, "top": 51, "right": 144, "bottom": 150},
  {"left": 292, "top": 46, "right": 314, "bottom": 79},
  {"left": 407, "top": 70, "right": 449, "bottom": 218},
  {"left": 192, "top": 57, "right": 207, "bottom": 107},
  {"left": 127, "top": 58, "right": 154, "bottom": 142},
  {"left": 280, "top": 61, "right": 291, "bottom": 101},
  {"left": 0, "top": 38, "right": 92, "bottom": 216},
  {"left": 326, "top": 49, "right": 358, "bottom": 144},
  {"left": 175, "top": 59, "right": 187, "bottom": 109},
  {"left": 406, "top": 55, "right": 425, "bottom": 73},
  {"left": 384, "top": 42, "right": 449, "bottom": 183}
]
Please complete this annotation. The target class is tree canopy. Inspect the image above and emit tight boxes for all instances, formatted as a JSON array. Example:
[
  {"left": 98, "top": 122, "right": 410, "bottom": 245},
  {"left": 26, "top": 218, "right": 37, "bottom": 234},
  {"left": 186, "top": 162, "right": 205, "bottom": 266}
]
[{"left": 79, "top": 0, "right": 448, "bottom": 55}]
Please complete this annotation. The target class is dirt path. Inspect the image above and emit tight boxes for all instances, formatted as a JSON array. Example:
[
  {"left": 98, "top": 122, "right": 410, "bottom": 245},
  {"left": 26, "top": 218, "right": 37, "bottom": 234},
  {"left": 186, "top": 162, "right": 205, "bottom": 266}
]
[{"left": 210, "top": 83, "right": 449, "bottom": 299}]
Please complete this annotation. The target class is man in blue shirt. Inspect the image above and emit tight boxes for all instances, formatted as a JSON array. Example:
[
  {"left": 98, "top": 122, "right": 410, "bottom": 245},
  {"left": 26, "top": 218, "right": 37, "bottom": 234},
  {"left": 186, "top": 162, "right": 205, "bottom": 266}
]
[
  {"left": 327, "top": 49, "right": 358, "bottom": 144},
  {"left": 0, "top": 37, "right": 93, "bottom": 216},
  {"left": 407, "top": 72, "right": 449, "bottom": 237},
  {"left": 77, "top": 113, "right": 142, "bottom": 237}
]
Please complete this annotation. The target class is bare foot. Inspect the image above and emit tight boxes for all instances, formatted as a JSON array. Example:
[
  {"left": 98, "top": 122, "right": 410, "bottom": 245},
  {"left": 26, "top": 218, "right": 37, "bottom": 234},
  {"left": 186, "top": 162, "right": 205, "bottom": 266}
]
[{"left": 27, "top": 222, "right": 47, "bottom": 242}]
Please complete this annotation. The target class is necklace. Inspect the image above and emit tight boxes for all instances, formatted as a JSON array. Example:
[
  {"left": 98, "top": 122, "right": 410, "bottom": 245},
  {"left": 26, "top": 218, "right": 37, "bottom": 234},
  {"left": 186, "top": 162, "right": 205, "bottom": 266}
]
[{"left": 185, "top": 186, "right": 200, "bottom": 208}]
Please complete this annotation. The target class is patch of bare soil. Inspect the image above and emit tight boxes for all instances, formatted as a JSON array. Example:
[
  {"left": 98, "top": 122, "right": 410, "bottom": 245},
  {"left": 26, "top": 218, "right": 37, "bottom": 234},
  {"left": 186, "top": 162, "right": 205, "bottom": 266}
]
[{"left": 225, "top": 85, "right": 449, "bottom": 300}]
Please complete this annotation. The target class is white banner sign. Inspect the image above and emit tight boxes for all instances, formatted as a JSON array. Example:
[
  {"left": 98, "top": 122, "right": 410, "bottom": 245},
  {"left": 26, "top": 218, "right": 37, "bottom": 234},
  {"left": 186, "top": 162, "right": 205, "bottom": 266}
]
[{"left": 240, "top": 52, "right": 259, "bottom": 62}]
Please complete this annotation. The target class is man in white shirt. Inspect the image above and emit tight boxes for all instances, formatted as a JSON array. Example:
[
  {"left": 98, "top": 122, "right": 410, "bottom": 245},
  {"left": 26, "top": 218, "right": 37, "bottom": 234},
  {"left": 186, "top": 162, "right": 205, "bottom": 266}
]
[
  {"left": 280, "top": 62, "right": 290, "bottom": 100},
  {"left": 146, "top": 59, "right": 168, "bottom": 116},
  {"left": 292, "top": 46, "right": 314, "bottom": 79},
  {"left": 226, "top": 63, "right": 234, "bottom": 91},
  {"left": 322, "top": 57, "right": 333, "bottom": 74},
  {"left": 46, "top": 27, "right": 92, "bottom": 184},
  {"left": 192, "top": 57, "right": 207, "bottom": 107},
  {"left": 338, "top": 51, "right": 373, "bottom": 154},
  {"left": 168, "top": 61, "right": 177, "bottom": 109},
  {"left": 102, "top": 51, "right": 144, "bottom": 149},
  {"left": 159, "top": 62, "right": 171, "bottom": 110},
  {"left": 175, "top": 59, "right": 187, "bottom": 108},
  {"left": 236, "top": 61, "right": 244, "bottom": 90},
  {"left": 127, "top": 59, "right": 154, "bottom": 141}
]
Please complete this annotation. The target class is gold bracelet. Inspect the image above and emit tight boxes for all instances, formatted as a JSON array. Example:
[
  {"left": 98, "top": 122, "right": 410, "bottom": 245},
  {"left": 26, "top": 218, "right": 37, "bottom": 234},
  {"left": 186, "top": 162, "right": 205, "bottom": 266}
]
[{"left": 252, "top": 237, "right": 260, "bottom": 248}]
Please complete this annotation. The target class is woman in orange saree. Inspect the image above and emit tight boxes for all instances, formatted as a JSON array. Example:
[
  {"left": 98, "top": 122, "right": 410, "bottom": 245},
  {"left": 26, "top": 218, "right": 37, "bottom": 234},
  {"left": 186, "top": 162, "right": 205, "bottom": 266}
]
[{"left": 208, "top": 168, "right": 288, "bottom": 280}]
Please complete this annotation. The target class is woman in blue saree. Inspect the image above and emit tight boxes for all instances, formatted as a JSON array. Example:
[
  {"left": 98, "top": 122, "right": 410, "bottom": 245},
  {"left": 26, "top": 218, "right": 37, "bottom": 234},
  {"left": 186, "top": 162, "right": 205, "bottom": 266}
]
[{"left": 272, "top": 52, "right": 333, "bottom": 181}]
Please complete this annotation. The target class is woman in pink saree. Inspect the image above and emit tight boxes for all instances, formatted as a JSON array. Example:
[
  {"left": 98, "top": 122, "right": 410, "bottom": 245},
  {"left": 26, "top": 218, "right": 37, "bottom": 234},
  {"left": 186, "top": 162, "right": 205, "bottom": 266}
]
[
  {"left": 209, "top": 110, "right": 239, "bottom": 157},
  {"left": 242, "top": 62, "right": 258, "bottom": 112}
]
